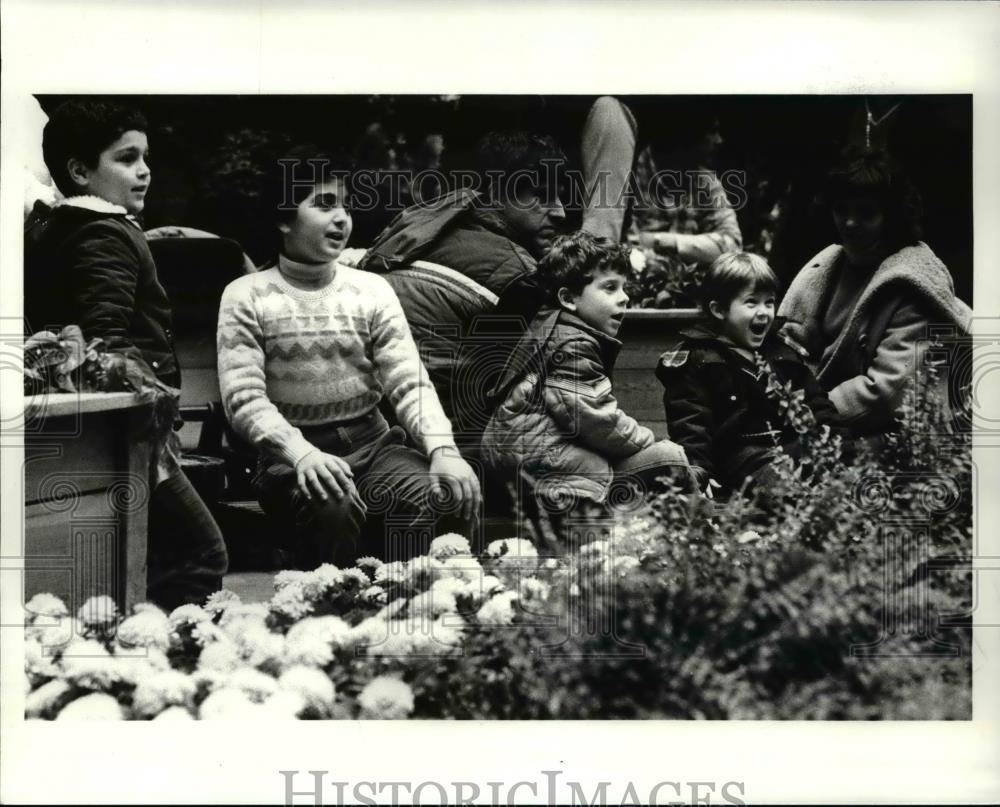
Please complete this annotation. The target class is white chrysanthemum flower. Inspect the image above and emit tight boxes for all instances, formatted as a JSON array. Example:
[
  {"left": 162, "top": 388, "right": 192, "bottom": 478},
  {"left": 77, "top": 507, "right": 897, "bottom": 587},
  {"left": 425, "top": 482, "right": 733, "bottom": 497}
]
[
  {"left": 78, "top": 595, "right": 118, "bottom": 626},
  {"left": 26, "top": 616, "right": 81, "bottom": 651},
  {"left": 229, "top": 667, "right": 279, "bottom": 703},
  {"left": 55, "top": 692, "right": 124, "bottom": 721},
  {"left": 152, "top": 706, "right": 195, "bottom": 720},
  {"left": 284, "top": 616, "right": 350, "bottom": 668},
  {"left": 480, "top": 575, "right": 506, "bottom": 596},
  {"left": 431, "top": 576, "right": 469, "bottom": 601},
  {"left": 376, "top": 598, "right": 408, "bottom": 622},
  {"left": 132, "top": 670, "right": 197, "bottom": 718},
  {"left": 198, "top": 687, "right": 258, "bottom": 719},
  {"left": 197, "top": 640, "right": 243, "bottom": 674},
  {"left": 274, "top": 570, "right": 308, "bottom": 591},
  {"left": 486, "top": 537, "right": 538, "bottom": 562},
  {"left": 219, "top": 603, "right": 269, "bottom": 631},
  {"left": 203, "top": 589, "right": 241, "bottom": 617},
  {"left": 24, "top": 636, "right": 59, "bottom": 681},
  {"left": 339, "top": 568, "right": 370, "bottom": 589},
  {"left": 264, "top": 689, "right": 307, "bottom": 719},
  {"left": 190, "top": 621, "right": 229, "bottom": 647},
  {"left": 313, "top": 563, "right": 345, "bottom": 587},
  {"left": 406, "top": 555, "right": 446, "bottom": 591},
  {"left": 269, "top": 583, "right": 314, "bottom": 621},
  {"left": 354, "top": 557, "right": 384, "bottom": 578},
  {"left": 59, "top": 639, "right": 122, "bottom": 690},
  {"left": 111, "top": 645, "right": 171, "bottom": 686},
  {"left": 347, "top": 617, "right": 389, "bottom": 651},
  {"left": 519, "top": 577, "right": 551, "bottom": 604},
  {"left": 279, "top": 666, "right": 336, "bottom": 716},
  {"left": 429, "top": 533, "right": 471, "bottom": 560},
  {"left": 357, "top": 676, "right": 415, "bottom": 719},
  {"left": 407, "top": 588, "right": 457, "bottom": 620},
  {"left": 117, "top": 610, "right": 171, "bottom": 652},
  {"left": 373, "top": 561, "right": 407, "bottom": 587},
  {"left": 360, "top": 585, "right": 388, "bottom": 606},
  {"left": 738, "top": 530, "right": 763, "bottom": 545},
  {"left": 233, "top": 624, "right": 285, "bottom": 670},
  {"left": 476, "top": 591, "right": 518, "bottom": 626},
  {"left": 169, "top": 604, "right": 211, "bottom": 627},
  {"left": 25, "top": 679, "right": 71, "bottom": 718},
  {"left": 440, "top": 556, "right": 483, "bottom": 583},
  {"left": 403, "top": 615, "right": 463, "bottom": 656},
  {"left": 24, "top": 593, "right": 69, "bottom": 625}
]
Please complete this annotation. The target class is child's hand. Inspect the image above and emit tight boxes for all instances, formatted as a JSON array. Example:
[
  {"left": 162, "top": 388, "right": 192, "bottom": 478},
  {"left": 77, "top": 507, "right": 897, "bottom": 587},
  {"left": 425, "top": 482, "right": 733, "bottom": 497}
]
[
  {"left": 295, "top": 450, "right": 356, "bottom": 503},
  {"left": 702, "top": 478, "right": 722, "bottom": 499},
  {"left": 429, "top": 447, "right": 482, "bottom": 526}
]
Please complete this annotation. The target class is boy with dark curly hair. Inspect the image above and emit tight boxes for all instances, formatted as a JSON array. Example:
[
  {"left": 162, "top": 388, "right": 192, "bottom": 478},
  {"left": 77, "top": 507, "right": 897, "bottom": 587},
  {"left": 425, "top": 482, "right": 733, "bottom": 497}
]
[{"left": 482, "top": 231, "right": 691, "bottom": 508}]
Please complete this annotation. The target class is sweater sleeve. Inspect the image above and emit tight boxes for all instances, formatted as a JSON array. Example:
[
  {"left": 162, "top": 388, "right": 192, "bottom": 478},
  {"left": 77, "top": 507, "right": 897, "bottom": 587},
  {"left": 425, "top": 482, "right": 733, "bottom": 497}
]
[
  {"left": 674, "top": 171, "right": 743, "bottom": 265},
  {"left": 216, "top": 282, "right": 317, "bottom": 468},
  {"left": 368, "top": 279, "right": 457, "bottom": 457},
  {"left": 544, "top": 335, "right": 654, "bottom": 460},
  {"left": 827, "top": 300, "right": 928, "bottom": 429},
  {"left": 65, "top": 223, "right": 146, "bottom": 367}
]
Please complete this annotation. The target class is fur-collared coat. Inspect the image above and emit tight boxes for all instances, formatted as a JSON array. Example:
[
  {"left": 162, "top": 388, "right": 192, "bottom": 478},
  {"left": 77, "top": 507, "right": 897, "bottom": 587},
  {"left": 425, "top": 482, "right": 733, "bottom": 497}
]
[{"left": 779, "top": 242, "right": 972, "bottom": 435}]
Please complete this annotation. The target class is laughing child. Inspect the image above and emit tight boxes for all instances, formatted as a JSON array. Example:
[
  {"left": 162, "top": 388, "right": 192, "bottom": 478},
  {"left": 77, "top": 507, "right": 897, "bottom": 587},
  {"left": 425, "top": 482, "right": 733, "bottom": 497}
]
[{"left": 656, "top": 251, "right": 845, "bottom": 496}]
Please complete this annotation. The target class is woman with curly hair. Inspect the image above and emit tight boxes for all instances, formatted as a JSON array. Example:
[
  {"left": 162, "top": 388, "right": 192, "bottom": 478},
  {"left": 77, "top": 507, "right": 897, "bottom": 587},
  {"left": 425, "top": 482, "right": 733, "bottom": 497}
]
[{"left": 779, "top": 147, "right": 972, "bottom": 437}]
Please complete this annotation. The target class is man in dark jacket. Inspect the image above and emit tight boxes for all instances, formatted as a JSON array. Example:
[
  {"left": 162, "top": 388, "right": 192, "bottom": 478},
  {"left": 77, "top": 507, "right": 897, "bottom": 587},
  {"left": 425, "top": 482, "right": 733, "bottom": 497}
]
[{"left": 359, "top": 131, "right": 568, "bottom": 451}]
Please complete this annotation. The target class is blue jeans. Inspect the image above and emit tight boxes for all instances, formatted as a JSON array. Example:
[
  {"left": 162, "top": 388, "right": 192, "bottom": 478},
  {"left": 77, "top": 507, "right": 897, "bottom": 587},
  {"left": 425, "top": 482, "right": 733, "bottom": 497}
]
[{"left": 146, "top": 464, "right": 228, "bottom": 610}]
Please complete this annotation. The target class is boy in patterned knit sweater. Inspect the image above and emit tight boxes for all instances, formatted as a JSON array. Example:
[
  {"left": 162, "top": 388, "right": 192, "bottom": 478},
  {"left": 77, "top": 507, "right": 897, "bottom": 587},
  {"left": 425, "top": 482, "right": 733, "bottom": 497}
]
[{"left": 217, "top": 148, "right": 480, "bottom": 566}]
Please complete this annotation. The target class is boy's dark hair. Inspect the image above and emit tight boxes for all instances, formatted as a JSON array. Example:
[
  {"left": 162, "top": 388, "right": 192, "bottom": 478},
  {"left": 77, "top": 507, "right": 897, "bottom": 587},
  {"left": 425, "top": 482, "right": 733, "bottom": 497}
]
[
  {"left": 264, "top": 144, "right": 354, "bottom": 225},
  {"left": 42, "top": 99, "right": 148, "bottom": 197},
  {"left": 825, "top": 146, "right": 923, "bottom": 252},
  {"left": 474, "top": 131, "right": 566, "bottom": 203},
  {"left": 537, "top": 231, "right": 631, "bottom": 303},
  {"left": 700, "top": 252, "right": 779, "bottom": 313}
]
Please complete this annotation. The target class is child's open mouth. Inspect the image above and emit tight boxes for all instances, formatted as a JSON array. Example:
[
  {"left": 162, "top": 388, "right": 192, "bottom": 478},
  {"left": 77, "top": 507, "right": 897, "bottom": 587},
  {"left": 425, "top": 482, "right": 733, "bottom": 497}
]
[{"left": 749, "top": 321, "right": 770, "bottom": 337}]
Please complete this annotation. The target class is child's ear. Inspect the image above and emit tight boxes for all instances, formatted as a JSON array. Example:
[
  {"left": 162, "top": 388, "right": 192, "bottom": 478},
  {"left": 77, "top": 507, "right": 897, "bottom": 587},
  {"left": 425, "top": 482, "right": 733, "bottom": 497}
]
[
  {"left": 707, "top": 300, "right": 726, "bottom": 321},
  {"left": 66, "top": 158, "right": 90, "bottom": 190},
  {"left": 556, "top": 287, "right": 577, "bottom": 312}
]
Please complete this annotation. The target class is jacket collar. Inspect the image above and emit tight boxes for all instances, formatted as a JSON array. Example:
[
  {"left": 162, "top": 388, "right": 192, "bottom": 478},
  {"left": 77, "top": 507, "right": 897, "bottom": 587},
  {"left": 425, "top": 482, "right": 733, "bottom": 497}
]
[
  {"left": 56, "top": 195, "right": 128, "bottom": 215},
  {"left": 55, "top": 195, "right": 143, "bottom": 230},
  {"left": 489, "top": 307, "right": 622, "bottom": 402}
]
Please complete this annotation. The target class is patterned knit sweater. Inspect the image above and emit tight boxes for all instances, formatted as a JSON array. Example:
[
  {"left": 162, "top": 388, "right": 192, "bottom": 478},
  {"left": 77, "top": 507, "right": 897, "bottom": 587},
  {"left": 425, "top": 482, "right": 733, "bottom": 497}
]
[{"left": 217, "top": 256, "right": 456, "bottom": 468}]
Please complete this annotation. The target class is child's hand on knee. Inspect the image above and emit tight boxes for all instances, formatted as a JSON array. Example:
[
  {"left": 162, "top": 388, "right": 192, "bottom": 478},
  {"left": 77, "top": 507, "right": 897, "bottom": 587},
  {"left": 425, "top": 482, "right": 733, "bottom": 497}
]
[
  {"left": 295, "top": 450, "right": 356, "bottom": 503},
  {"left": 429, "top": 447, "right": 482, "bottom": 525}
]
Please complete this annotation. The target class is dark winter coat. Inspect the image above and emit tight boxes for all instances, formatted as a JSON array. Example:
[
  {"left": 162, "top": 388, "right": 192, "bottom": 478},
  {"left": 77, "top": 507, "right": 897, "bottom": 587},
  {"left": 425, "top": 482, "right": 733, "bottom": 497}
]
[
  {"left": 24, "top": 197, "right": 180, "bottom": 388},
  {"left": 481, "top": 308, "right": 656, "bottom": 502},
  {"left": 358, "top": 189, "right": 540, "bottom": 441},
  {"left": 656, "top": 323, "right": 844, "bottom": 491}
]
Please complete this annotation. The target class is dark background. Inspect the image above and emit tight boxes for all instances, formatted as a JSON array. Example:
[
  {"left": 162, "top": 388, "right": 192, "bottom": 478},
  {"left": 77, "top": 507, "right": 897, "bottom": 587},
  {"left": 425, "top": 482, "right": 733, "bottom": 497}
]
[{"left": 37, "top": 94, "right": 973, "bottom": 305}]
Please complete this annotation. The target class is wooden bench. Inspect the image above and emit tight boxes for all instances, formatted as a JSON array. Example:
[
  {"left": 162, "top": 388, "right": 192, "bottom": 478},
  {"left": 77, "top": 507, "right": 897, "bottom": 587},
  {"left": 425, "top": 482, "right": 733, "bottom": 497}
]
[{"left": 23, "top": 392, "right": 153, "bottom": 612}]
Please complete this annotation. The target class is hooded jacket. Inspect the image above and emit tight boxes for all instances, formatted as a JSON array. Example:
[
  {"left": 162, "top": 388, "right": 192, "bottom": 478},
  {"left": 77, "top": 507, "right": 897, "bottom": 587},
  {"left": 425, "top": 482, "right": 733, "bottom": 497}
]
[
  {"left": 778, "top": 242, "right": 972, "bottom": 435},
  {"left": 358, "top": 190, "right": 541, "bottom": 441},
  {"left": 481, "top": 307, "right": 655, "bottom": 502},
  {"left": 24, "top": 196, "right": 180, "bottom": 388},
  {"left": 656, "top": 322, "right": 844, "bottom": 489}
]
